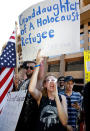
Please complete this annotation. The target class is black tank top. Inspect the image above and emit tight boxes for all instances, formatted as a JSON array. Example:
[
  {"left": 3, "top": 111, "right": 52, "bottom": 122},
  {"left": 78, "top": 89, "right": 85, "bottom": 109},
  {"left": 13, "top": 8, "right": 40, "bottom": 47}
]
[{"left": 37, "top": 95, "right": 67, "bottom": 131}]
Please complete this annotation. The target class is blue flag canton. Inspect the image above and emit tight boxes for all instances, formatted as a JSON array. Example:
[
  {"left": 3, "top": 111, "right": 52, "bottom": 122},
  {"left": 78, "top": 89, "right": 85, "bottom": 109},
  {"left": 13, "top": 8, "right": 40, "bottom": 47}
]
[{"left": 0, "top": 41, "right": 16, "bottom": 68}]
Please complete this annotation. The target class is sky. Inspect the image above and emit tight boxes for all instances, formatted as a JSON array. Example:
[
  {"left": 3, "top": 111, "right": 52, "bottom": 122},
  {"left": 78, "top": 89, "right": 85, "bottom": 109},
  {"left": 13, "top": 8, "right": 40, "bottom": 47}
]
[{"left": 0, "top": 0, "right": 44, "bottom": 54}]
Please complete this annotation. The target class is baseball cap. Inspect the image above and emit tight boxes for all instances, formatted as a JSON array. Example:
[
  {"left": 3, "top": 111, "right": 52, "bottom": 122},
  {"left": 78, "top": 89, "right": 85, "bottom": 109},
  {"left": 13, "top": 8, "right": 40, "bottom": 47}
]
[{"left": 64, "top": 76, "right": 74, "bottom": 82}]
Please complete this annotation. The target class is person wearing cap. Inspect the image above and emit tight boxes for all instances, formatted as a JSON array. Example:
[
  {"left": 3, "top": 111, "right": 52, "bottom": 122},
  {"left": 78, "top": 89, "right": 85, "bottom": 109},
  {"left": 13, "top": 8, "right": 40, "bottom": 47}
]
[
  {"left": 15, "top": 59, "right": 45, "bottom": 131},
  {"left": 57, "top": 76, "right": 65, "bottom": 94},
  {"left": 62, "top": 76, "right": 82, "bottom": 131},
  {"left": 18, "top": 61, "right": 36, "bottom": 90}
]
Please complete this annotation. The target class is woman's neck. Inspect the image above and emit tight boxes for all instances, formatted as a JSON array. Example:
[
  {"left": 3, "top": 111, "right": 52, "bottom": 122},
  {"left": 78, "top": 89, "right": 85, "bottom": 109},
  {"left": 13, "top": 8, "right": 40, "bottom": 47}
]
[{"left": 47, "top": 92, "right": 54, "bottom": 100}]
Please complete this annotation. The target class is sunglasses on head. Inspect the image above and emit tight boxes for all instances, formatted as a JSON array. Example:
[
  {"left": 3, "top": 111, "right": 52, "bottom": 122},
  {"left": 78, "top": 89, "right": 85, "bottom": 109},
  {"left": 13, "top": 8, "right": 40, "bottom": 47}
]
[
  {"left": 46, "top": 78, "right": 57, "bottom": 83},
  {"left": 25, "top": 66, "right": 34, "bottom": 70}
]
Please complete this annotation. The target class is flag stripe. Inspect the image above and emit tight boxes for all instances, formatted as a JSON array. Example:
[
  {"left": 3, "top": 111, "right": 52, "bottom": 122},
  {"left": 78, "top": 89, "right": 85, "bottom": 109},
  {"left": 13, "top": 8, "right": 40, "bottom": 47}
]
[
  {"left": 8, "top": 83, "right": 13, "bottom": 93},
  {"left": 0, "top": 30, "right": 16, "bottom": 113},
  {"left": 0, "top": 68, "right": 14, "bottom": 89},
  {"left": 0, "top": 78, "right": 13, "bottom": 103},
  {"left": 0, "top": 67, "right": 5, "bottom": 75},
  {"left": 8, "top": 39, "right": 15, "bottom": 43},
  {"left": 0, "top": 84, "right": 13, "bottom": 112},
  {"left": 0, "top": 70, "right": 14, "bottom": 96},
  {"left": 9, "top": 36, "right": 15, "bottom": 39},
  {"left": 0, "top": 68, "right": 10, "bottom": 81}
]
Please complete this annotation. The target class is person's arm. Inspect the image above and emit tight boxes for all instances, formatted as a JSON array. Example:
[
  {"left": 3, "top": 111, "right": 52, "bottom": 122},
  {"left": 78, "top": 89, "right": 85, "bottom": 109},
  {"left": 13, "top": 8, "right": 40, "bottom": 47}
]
[
  {"left": 66, "top": 125, "right": 73, "bottom": 131},
  {"left": 61, "top": 95, "right": 68, "bottom": 117},
  {"left": 53, "top": 84, "right": 68, "bottom": 126},
  {"left": 28, "top": 50, "right": 44, "bottom": 104},
  {"left": 36, "top": 59, "right": 45, "bottom": 92}
]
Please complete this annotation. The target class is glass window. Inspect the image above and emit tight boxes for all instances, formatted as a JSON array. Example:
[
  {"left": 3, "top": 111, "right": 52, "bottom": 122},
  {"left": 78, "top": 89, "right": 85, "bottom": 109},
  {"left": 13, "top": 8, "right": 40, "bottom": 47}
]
[
  {"left": 80, "top": 24, "right": 84, "bottom": 29},
  {"left": 89, "top": 38, "right": 90, "bottom": 42},
  {"left": 88, "top": 22, "right": 90, "bottom": 26},
  {"left": 48, "top": 63, "right": 60, "bottom": 72},
  {"left": 65, "top": 60, "right": 84, "bottom": 71},
  {"left": 80, "top": 40, "right": 84, "bottom": 44}
]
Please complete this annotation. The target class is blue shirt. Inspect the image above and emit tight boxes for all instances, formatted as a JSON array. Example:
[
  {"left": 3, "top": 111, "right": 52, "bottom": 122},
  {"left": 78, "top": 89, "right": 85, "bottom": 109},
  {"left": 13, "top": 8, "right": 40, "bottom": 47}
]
[
  {"left": 62, "top": 91, "right": 82, "bottom": 129},
  {"left": 58, "top": 87, "right": 65, "bottom": 94}
]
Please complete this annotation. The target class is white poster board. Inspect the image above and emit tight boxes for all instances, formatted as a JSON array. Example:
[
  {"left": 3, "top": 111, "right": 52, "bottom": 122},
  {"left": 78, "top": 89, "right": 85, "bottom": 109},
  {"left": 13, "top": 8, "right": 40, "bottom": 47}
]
[
  {"left": 0, "top": 90, "right": 27, "bottom": 131},
  {"left": 19, "top": 0, "right": 80, "bottom": 61}
]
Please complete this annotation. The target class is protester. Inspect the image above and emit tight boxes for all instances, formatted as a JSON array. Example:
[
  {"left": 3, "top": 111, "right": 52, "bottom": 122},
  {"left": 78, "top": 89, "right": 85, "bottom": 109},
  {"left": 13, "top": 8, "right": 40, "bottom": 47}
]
[
  {"left": 83, "top": 82, "right": 90, "bottom": 131},
  {"left": 62, "top": 76, "right": 82, "bottom": 131},
  {"left": 15, "top": 56, "right": 45, "bottom": 131},
  {"left": 29, "top": 50, "right": 68, "bottom": 131},
  {"left": 57, "top": 76, "right": 65, "bottom": 94},
  {"left": 18, "top": 61, "right": 36, "bottom": 90}
]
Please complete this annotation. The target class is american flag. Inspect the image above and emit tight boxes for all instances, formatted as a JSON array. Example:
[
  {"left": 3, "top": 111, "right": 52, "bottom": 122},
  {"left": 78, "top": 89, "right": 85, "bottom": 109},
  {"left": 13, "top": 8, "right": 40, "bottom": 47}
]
[{"left": 0, "top": 31, "right": 16, "bottom": 113}]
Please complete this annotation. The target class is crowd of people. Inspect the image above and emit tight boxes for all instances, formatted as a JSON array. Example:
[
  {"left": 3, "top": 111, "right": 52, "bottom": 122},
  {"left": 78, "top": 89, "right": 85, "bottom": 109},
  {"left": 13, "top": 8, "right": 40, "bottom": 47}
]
[{"left": 13, "top": 50, "right": 89, "bottom": 131}]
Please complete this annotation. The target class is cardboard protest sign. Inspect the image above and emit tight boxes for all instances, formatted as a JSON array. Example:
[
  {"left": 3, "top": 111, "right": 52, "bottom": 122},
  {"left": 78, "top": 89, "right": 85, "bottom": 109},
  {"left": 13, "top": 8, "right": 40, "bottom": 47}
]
[
  {"left": 19, "top": 0, "right": 80, "bottom": 61},
  {"left": 0, "top": 90, "right": 27, "bottom": 131}
]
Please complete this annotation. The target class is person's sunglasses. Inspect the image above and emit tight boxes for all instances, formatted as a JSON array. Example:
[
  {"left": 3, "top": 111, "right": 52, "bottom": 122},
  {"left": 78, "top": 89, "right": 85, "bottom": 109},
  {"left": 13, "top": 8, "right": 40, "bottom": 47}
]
[
  {"left": 59, "top": 80, "right": 64, "bottom": 82},
  {"left": 25, "top": 66, "right": 34, "bottom": 70}
]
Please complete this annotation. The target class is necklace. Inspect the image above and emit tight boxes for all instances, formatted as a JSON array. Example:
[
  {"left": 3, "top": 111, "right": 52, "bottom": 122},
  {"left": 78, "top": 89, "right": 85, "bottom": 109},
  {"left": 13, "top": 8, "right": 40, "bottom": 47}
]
[{"left": 48, "top": 99, "right": 54, "bottom": 105}]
